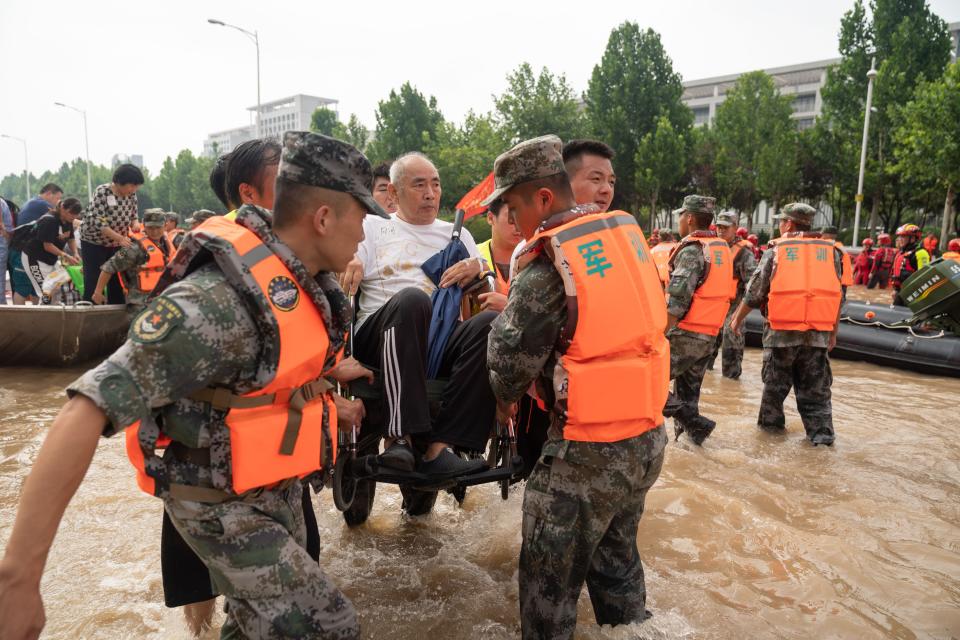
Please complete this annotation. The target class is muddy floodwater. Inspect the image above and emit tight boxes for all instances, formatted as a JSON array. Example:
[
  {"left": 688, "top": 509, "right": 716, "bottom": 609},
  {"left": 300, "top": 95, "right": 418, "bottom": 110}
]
[{"left": 2, "top": 286, "right": 959, "bottom": 639}]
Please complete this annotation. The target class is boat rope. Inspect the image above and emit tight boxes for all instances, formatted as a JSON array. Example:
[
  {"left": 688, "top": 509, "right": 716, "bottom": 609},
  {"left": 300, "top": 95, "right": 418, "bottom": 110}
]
[{"left": 840, "top": 316, "right": 946, "bottom": 339}]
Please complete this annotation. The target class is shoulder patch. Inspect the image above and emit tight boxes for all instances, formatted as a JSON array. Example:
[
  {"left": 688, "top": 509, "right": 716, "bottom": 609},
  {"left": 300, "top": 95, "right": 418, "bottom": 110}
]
[
  {"left": 131, "top": 297, "right": 186, "bottom": 343},
  {"left": 267, "top": 275, "right": 300, "bottom": 312}
]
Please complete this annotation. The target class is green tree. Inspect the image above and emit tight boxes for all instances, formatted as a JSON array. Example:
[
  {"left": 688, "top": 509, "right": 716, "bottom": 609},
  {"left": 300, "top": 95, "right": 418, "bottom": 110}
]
[
  {"left": 634, "top": 115, "right": 686, "bottom": 231},
  {"left": 713, "top": 71, "right": 798, "bottom": 229},
  {"left": 819, "top": 0, "right": 952, "bottom": 233},
  {"left": 427, "top": 111, "right": 511, "bottom": 211},
  {"left": 343, "top": 114, "right": 370, "bottom": 153},
  {"left": 309, "top": 106, "right": 343, "bottom": 137},
  {"left": 893, "top": 61, "right": 960, "bottom": 245},
  {"left": 367, "top": 82, "right": 445, "bottom": 163},
  {"left": 150, "top": 150, "right": 220, "bottom": 214},
  {"left": 493, "top": 63, "right": 585, "bottom": 143},
  {"left": 585, "top": 22, "right": 691, "bottom": 211}
]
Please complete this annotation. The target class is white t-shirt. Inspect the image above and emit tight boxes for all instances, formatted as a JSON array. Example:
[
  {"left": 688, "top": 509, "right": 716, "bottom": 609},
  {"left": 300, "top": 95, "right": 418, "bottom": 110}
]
[{"left": 355, "top": 214, "right": 480, "bottom": 327}]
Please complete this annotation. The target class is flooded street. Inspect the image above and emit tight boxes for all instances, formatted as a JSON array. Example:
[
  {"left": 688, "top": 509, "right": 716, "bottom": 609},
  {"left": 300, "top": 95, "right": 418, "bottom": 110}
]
[{"left": 2, "top": 290, "right": 959, "bottom": 639}]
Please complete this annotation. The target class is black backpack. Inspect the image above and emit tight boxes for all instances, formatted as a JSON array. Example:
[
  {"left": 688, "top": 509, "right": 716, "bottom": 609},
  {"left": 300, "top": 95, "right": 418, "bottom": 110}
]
[{"left": 8, "top": 220, "right": 39, "bottom": 252}]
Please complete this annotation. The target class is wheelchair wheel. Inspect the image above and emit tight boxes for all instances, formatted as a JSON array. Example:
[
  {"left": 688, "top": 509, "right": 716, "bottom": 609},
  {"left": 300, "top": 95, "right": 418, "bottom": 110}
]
[
  {"left": 332, "top": 453, "right": 357, "bottom": 512},
  {"left": 342, "top": 478, "right": 376, "bottom": 527},
  {"left": 400, "top": 485, "right": 438, "bottom": 516}
]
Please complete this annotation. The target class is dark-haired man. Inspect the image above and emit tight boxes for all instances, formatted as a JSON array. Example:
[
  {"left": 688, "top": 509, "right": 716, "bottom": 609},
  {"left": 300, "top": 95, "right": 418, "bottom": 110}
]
[
  {"left": 210, "top": 152, "right": 232, "bottom": 210},
  {"left": 562, "top": 139, "right": 616, "bottom": 212},
  {"left": 223, "top": 139, "right": 281, "bottom": 221},
  {"left": 486, "top": 135, "right": 667, "bottom": 639},
  {"left": 371, "top": 161, "right": 397, "bottom": 214},
  {"left": 18, "top": 183, "right": 63, "bottom": 225},
  {"left": 0, "top": 132, "right": 385, "bottom": 639}
]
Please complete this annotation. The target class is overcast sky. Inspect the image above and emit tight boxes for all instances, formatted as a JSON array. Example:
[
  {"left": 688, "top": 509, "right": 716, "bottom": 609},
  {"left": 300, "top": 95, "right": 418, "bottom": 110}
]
[{"left": 1, "top": 0, "right": 956, "bottom": 184}]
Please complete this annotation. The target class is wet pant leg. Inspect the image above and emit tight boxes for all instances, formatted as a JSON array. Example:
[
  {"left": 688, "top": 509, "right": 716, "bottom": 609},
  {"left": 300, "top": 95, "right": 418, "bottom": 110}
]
[
  {"left": 164, "top": 481, "right": 358, "bottom": 640},
  {"left": 758, "top": 346, "right": 796, "bottom": 430},
  {"left": 353, "top": 287, "right": 432, "bottom": 440},
  {"left": 586, "top": 445, "right": 665, "bottom": 625},
  {"left": 793, "top": 346, "right": 834, "bottom": 441},
  {"left": 430, "top": 310, "right": 497, "bottom": 452},
  {"left": 519, "top": 429, "right": 666, "bottom": 640},
  {"left": 161, "top": 508, "right": 216, "bottom": 608},
  {"left": 720, "top": 304, "right": 745, "bottom": 379},
  {"left": 0, "top": 242, "right": 7, "bottom": 304},
  {"left": 667, "top": 333, "right": 714, "bottom": 422}
]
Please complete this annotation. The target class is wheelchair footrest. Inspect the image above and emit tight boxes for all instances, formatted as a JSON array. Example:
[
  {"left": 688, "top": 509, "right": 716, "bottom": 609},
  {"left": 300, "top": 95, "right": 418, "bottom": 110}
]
[{"left": 348, "top": 454, "right": 524, "bottom": 491}]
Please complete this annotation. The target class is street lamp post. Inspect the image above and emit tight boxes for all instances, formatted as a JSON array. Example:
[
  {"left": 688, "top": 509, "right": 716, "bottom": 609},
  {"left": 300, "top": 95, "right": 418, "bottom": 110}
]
[
  {"left": 0, "top": 134, "right": 29, "bottom": 201},
  {"left": 852, "top": 57, "right": 878, "bottom": 247},
  {"left": 54, "top": 102, "right": 93, "bottom": 202},
  {"left": 208, "top": 19, "right": 261, "bottom": 138}
]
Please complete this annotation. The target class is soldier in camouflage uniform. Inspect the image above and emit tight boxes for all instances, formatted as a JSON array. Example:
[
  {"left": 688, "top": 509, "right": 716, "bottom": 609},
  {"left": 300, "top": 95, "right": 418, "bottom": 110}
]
[
  {"left": 187, "top": 208, "right": 218, "bottom": 228},
  {"left": 485, "top": 135, "right": 667, "bottom": 640},
  {"left": 91, "top": 208, "right": 172, "bottom": 313},
  {"left": 707, "top": 210, "right": 757, "bottom": 379},
  {"left": 729, "top": 203, "right": 841, "bottom": 445},
  {"left": 664, "top": 194, "right": 723, "bottom": 445},
  {"left": 0, "top": 131, "right": 389, "bottom": 640}
]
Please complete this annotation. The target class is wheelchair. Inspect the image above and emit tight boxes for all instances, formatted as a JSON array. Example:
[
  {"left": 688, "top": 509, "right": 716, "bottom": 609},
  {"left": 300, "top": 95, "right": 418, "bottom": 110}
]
[{"left": 329, "top": 278, "right": 526, "bottom": 527}]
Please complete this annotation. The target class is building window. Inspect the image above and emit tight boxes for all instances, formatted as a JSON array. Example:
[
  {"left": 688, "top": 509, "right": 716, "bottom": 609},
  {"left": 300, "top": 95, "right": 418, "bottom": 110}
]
[
  {"left": 796, "top": 117, "right": 815, "bottom": 131},
  {"left": 792, "top": 93, "right": 816, "bottom": 113},
  {"left": 692, "top": 106, "right": 710, "bottom": 126}
]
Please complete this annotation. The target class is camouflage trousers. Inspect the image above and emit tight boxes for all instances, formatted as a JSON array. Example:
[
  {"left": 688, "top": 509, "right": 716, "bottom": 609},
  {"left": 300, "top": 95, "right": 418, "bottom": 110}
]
[
  {"left": 163, "top": 480, "right": 359, "bottom": 640},
  {"left": 708, "top": 303, "right": 746, "bottom": 379},
  {"left": 519, "top": 426, "right": 667, "bottom": 640},
  {"left": 667, "top": 333, "right": 715, "bottom": 422},
  {"left": 759, "top": 346, "right": 835, "bottom": 441}
]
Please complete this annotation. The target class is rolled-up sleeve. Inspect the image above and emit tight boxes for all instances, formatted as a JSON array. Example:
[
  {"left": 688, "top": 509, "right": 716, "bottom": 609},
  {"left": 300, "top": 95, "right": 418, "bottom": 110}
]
[
  {"left": 665, "top": 245, "right": 703, "bottom": 318},
  {"left": 743, "top": 249, "right": 775, "bottom": 309}
]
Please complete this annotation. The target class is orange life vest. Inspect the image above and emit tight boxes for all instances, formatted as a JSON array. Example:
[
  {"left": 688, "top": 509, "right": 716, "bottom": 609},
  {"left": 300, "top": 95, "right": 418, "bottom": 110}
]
[
  {"left": 835, "top": 241, "right": 854, "bottom": 286},
  {"left": 942, "top": 251, "right": 960, "bottom": 261},
  {"left": 728, "top": 239, "right": 753, "bottom": 299},
  {"left": 670, "top": 235, "right": 733, "bottom": 336},
  {"left": 476, "top": 239, "right": 510, "bottom": 294},
  {"left": 522, "top": 210, "right": 669, "bottom": 443},
  {"left": 651, "top": 241, "right": 677, "bottom": 286},
  {"left": 136, "top": 232, "right": 175, "bottom": 293},
  {"left": 767, "top": 237, "right": 842, "bottom": 331},
  {"left": 125, "top": 216, "right": 340, "bottom": 497}
]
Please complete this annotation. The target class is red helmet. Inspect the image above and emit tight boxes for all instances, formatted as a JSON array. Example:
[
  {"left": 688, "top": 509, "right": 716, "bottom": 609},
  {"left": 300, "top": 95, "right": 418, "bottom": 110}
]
[
  {"left": 736, "top": 226, "right": 749, "bottom": 239},
  {"left": 896, "top": 223, "right": 921, "bottom": 238},
  {"left": 862, "top": 238, "right": 874, "bottom": 246},
  {"left": 949, "top": 239, "right": 960, "bottom": 252},
  {"left": 747, "top": 234, "right": 759, "bottom": 245},
  {"left": 878, "top": 233, "right": 892, "bottom": 245},
  {"left": 709, "top": 224, "right": 717, "bottom": 232}
]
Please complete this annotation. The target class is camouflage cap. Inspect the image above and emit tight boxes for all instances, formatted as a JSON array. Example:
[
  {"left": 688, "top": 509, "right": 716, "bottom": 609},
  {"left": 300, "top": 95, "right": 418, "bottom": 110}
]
[
  {"left": 278, "top": 131, "right": 388, "bottom": 218},
  {"left": 481, "top": 134, "right": 566, "bottom": 206},
  {"left": 142, "top": 209, "right": 166, "bottom": 227},
  {"left": 774, "top": 202, "right": 817, "bottom": 225},
  {"left": 187, "top": 209, "right": 217, "bottom": 225},
  {"left": 681, "top": 195, "right": 716, "bottom": 216},
  {"left": 715, "top": 210, "right": 739, "bottom": 227},
  {"left": 164, "top": 211, "right": 180, "bottom": 223}
]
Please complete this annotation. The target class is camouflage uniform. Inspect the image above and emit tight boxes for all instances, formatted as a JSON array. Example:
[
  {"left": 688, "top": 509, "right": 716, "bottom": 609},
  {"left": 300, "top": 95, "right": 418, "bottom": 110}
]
[
  {"left": 665, "top": 195, "right": 720, "bottom": 444},
  {"left": 67, "top": 132, "right": 388, "bottom": 639},
  {"left": 708, "top": 211, "right": 757, "bottom": 379},
  {"left": 742, "top": 203, "right": 842, "bottom": 445},
  {"left": 100, "top": 209, "right": 170, "bottom": 313},
  {"left": 484, "top": 135, "right": 666, "bottom": 640}
]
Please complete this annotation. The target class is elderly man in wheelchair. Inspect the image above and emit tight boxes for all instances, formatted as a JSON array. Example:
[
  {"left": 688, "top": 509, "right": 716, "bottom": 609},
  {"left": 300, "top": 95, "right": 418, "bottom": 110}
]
[{"left": 335, "top": 152, "right": 521, "bottom": 522}]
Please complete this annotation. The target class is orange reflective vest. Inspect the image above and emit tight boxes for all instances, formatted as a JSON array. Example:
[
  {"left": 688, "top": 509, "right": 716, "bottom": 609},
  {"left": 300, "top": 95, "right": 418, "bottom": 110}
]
[
  {"left": 523, "top": 210, "right": 669, "bottom": 443},
  {"left": 767, "top": 237, "right": 842, "bottom": 331},
  {"left": 942, "top": 251, "right": 960, "bottom": 261},
  {"left": 728, "top": 239, "right": 753, "bottom": 299},
  {"left": 671, "top": 236, "right": 733, "bottom": 336},
  {"left": 125, "top": 217, "right": 340, "bottom": 497},
  {"left": 835, "top": 241, "right": 854, "bottom": 287},
  {"left": 651, "top": 241, "right": 677, "bottom": 286}
]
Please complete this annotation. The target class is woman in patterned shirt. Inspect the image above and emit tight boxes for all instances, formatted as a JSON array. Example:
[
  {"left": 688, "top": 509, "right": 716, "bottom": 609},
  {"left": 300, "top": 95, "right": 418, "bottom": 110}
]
[{"left": 79, "top": 163, "right": 145, "bottom": 304}]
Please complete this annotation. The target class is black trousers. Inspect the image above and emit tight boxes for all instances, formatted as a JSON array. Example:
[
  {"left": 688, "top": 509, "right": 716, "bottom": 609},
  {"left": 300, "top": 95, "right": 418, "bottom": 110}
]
[
  {"left": 161, "top": 484, "right": 321, "bottom": 607},
  {"left": 81, "top": 241, "right": 124, "bottom": 304},
  {"left": 353, "top": 287, "right": 497, "bottom": 452}
]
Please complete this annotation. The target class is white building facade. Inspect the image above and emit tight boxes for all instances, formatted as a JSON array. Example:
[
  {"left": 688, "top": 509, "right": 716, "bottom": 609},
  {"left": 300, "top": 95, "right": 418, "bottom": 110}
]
[{"left": 202, "top": 94, "right": 338, "bottom": 157}]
